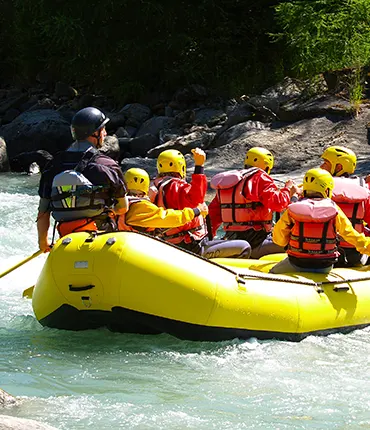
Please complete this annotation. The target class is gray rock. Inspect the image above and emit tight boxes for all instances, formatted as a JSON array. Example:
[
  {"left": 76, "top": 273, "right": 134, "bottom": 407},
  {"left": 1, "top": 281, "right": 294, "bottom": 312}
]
[
  {"left": 10, "top": 149, "right": 53, "bottom": 173},
  {"left": 278, "top": 94, "right": 353, "bottom": 122},
  {"left": 28, "top": 98, "right": 56, "bottom": 111},
  {"left": 115, "top": 127, "right": 130, "bottom": 138},
  {"left": 262, "top": 77, "right": 306, "bottom": 104},
  {"left": 174, "top": 110, "right": 195, "bottom": 126},
  {"left": 106, "top": 113, "right": 126, "bottom": 133},
  {"left": 204, "top": 109, "right": 370, "bottom": 184},
  {"left": 0, "top": 137, "right": 10, "bottom": 172},
  {"left": 129, "top": 134, "right": 159, "bottom": 157},
  {"left": 121, "top": 157, "right": 157, "bottom": 178},
  {"left": 245, "top": 95, "right": 280, "bottom": 120},
  {"left": 0, "top": 109, "right": 73, "bottom": 160},
  {"left": 147, "top": 130, "right": 215, "bottom": 158},
  {"left": 119, "top": 103, "right": 152, "bottom": 128},
  {"left": 224, "top": 102, "right": 253, "bottom": 129},
  {"left": 159, "top": 128, "right": 182, "bottom": 144},
  {"left": 0, "top": 415, "right": 58, "bottom": 429},
  {"left": 125, "top": 126, "right": 138, "bottom": 137},
  {"left": 117, "top": 137, "right": 133, "bottom": 155},
  {"left": 0, "top": 389, "right": 16, "bottom": 407},
  {"left": 136, "top": 116, "right": 175, "bottom": 137},
  {"left": 194, "top": 108, "right": 225, "bottom": 126},
  {"left": 213, "top": 120, "right": 267, "bottom": 148}
]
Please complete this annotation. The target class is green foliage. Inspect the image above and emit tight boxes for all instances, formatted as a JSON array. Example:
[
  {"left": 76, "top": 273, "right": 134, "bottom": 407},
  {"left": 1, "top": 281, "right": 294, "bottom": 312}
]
[
  {"left": 2, "top": 0, "right": 370, "bottom": 103},
  {"left": 0, "top": 0, "right": 288, "bottom": 100},
  {"left": 274, "top": 0, "right": 370, "bottom": 76}
]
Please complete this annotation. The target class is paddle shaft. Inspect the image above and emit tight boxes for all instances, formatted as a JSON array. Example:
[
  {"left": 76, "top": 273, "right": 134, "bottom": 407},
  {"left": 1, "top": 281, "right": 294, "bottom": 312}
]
[{"left": 0, "top": 250, "right": 43, "bottom": 280}]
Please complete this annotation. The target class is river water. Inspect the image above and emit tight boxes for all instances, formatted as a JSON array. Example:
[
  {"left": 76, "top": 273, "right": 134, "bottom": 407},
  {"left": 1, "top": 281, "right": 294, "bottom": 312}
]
[{"left": 0, "top": 173, "right": 369, "bottom": 429}]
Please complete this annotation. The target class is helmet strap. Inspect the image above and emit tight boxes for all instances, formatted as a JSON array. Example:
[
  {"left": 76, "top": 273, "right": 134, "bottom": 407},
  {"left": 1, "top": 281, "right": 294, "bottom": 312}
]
[
  {"left": 333, "top": 163, "right": 343, "bottom": 177},
  {"left": 92, "top": 131, "right": 103, "bottom": 148}
]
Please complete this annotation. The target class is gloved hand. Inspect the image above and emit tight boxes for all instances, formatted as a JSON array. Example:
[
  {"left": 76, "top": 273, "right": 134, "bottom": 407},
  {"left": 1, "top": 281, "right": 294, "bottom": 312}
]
[
  {"left": 191, "top": 148, "right": 206, "bottom": 166},
  {"left": 290, "top": 184, "right": 302, "bottom": 198},
  {"left": 197, "top": 202, "right": 208, "bottom": 217},
  {"left": 284, "top": 179, "right": 294, "bottom": 188}
]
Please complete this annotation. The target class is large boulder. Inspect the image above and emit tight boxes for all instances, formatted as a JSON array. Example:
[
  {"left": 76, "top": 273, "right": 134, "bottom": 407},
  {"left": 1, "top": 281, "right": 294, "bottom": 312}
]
[
  {"left": 147, "top": 129, "right": 215, "bottom": 158},
  {"left": 119, "top": 103, "right": 152, "bottom": 128},
  {"left": 278, "top": 94, "right": 353, "bottom": 122},
  {"left": 262, "top": 77, "right": 306, "bottom": 104},
  {"left": 213, "top": 121, "right": 267, "bottom": 148},
  {"left": 0, "top": 109, "right": 73, "bottom": 160},
  {"left": 128, "top": 134, "right": 159, "bottom": 157},
  {"left": 136, "top": 116, "right": 175, "bottom": 138},
  {"left": 0, "top": 137, "right": 10, "bottom": 172},
  {"left": 10, "top": 150, "right": 53, "bottom": 173}
]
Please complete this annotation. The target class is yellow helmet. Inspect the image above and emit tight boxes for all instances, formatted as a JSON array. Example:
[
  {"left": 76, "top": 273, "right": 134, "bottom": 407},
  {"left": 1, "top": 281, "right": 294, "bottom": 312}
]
[
  {"left": 124, "top": 168, "right": 150, "bottom": 195},
  {"left": 303, "top": 168, "right": 334, "bottom": 198},
  {"left": 157, "top": 149, "right": 186, "bottom": 178},
  {"left": 321, "top": 146, "right": 356, "bottom": 176},
  {"left": 244, "top": 147, "right": 274, "bottom": 174}
]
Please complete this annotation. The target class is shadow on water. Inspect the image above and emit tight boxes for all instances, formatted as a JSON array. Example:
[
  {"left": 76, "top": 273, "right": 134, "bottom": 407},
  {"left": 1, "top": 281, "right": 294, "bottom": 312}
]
[{"left": 2, "top": 313, "right": 261, "bottom": 357}]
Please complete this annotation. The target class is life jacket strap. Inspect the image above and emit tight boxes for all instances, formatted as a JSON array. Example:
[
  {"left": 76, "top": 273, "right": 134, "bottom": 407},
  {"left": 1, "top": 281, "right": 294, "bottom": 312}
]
[
  {"left": 225, "top": 220, "right": 272, "bottom": 227},
  {"left": 220, "top": 202, "right": 262, "bottom": 209},
  {"left": 290, "top": 234, "right": 337, "bottom": 244},
  {"left": 288, "top": 246, "right": 336, "bottom": 255},
  {"left": 160, "top": 225, "right": 203, "bottom": 240},
  {"left": 51, "top": 187, "right": 109, "bottom": 202}
]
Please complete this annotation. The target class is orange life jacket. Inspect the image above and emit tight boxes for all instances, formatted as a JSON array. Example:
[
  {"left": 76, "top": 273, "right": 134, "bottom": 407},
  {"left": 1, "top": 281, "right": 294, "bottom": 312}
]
[
  {"left": 57, "top": 218, "right": 98, "bottom": 237},
  {"left": 117, "top": 196, "right": 155, "bottom": 234},
  {"left": 332, "top": 177, "right": 369, "bottom": 248},
  {"left": 287, "top": 198, "right": 339, "bottom": 260},
  {"left": 149, "top": 176, "right": 207, "bottom": 244},
  {"left": 210, "top": 168, "right": 273, "bottom": 232}
]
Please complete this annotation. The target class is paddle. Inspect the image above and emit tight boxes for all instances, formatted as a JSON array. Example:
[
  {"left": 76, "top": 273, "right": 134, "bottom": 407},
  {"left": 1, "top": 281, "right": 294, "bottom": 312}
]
[
  {"left": 22, "top": 286, "right": 35, "bottom": 299},
  {"left": 0, "top": 250, "right": 43, "bottom": 280}
]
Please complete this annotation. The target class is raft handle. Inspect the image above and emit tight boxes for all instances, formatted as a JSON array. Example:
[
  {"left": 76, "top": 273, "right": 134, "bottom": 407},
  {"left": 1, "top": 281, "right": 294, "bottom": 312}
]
[
  {"left": 236, "top": 276, "right": 246, "bottom": 285},
  {"left": 69, "top": 284, "right": 95, "bottom": 292},
  {"left": 333, "top": 286, "right": 350, "bottom": 292},
  {"left": 85, "top": 232, "right": 97, "bottom": 243}
]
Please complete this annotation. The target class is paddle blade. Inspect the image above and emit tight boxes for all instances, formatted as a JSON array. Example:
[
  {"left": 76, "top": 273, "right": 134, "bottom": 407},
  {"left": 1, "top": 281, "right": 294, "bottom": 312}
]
[{"left": 22, "top": 286, "right": 34, "bottom": 299}]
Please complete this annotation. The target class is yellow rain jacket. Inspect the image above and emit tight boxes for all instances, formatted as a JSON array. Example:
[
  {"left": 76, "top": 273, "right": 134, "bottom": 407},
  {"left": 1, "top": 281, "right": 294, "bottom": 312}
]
[{"left": 123, "top": 198, "right": 196, "bottom": 230}]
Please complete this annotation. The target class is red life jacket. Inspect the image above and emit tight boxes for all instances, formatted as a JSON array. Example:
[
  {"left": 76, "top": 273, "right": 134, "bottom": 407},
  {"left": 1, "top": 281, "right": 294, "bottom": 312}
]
[
  {"left": 117, "top": 196, "right": 155, "bottom": 234},
  {"left": 287, "top": 198, "right": 339, "bottom": 260},
  {"left": 149, "top": 176, "right": 207, "bottom": 244},
  {"left": 210, "top": 168, "right": 273, "bottom": 232},
  {"left": 332, "top": 177, "right": 369, "bottom": 248}
]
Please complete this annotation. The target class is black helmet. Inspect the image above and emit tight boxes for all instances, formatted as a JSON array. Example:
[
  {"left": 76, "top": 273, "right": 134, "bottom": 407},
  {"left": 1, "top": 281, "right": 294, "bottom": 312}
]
[{"left": 71, "top": 107, "right": 110, "bottom": 140}]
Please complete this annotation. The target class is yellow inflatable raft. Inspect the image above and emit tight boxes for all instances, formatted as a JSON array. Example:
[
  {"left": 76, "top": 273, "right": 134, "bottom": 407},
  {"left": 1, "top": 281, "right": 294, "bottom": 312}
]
[{"left": 32, "top": 231, "right": 370, "bottom": 341}]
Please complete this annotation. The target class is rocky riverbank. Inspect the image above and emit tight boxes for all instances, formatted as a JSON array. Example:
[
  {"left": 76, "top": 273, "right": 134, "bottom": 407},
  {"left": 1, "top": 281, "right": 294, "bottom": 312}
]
[{"left": 1, "top": 77, "right": 370, "bottom": 184}]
